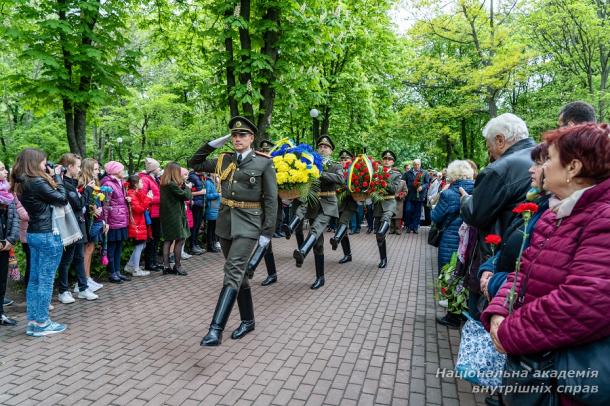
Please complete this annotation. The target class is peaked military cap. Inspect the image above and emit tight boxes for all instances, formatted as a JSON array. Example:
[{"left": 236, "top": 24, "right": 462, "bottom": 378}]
[
  {"left": 338, "top": 149, "right": 354, "bottom": 160},
  {"left": 381, "top": 150, "right": 397, "bottom": 161},
  {"left": 316, "top": 135, "right": 335, "bottom": 150},
  {"left": 258, "top": 139, "right": 275, "bottom": 152},
  {"left": 229, "top": 116, "right": 257, "bottom": 135}
]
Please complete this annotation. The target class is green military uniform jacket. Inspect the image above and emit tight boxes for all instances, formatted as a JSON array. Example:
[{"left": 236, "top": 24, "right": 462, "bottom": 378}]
[
  {"left": 188, "top": 143, "right": 278, "bottom": 240},
  {"left": 305, "top": 161, "right": 344, "bottom": 219},
  {"left": 374, "top": 168, "right": 403, "bottom": 216}
]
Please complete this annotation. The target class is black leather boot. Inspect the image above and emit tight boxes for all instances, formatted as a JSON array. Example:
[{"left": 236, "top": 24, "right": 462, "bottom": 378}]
[
  {"left": 330, "top": 223, "right": 348, "bottom": 251},
  {"left": 378, "top": 240, "right": 387, "bottom": 269},
  {"left": 200, "top": 286, "right": 238, "bottom": 346},
  {"left": 293, "top": 233, "right": 317, "bottom": 268},
  {"left": 311, "top": 254, "right": 325, "bottom": 289},
  {"left": 261, "top": 249, "right": 277, "bottom": 286},
  {"left": 231, "top": 288, "right": 255, "bottom": 339},
  {"left": 246, "top": 242, "right": 268, "bottom": 279},
  {"left": 376, "top": 220, "right": 390, "bottom": 247},
  {"left": 338, "top": 236, "right": 352, "bottom": 264},
  {"left": 281, "top": 216, "right": 301, "bottom": 240}
]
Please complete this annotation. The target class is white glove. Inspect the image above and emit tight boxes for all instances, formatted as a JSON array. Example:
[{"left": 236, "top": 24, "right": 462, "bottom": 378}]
[
  {"left": 258, "top": 235, "right": 271, "bottom": 248},
  {"left": 209, "top": 134, "right": 231, "bottom": 148}
]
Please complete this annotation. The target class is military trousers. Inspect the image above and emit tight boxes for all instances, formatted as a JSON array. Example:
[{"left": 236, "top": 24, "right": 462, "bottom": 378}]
[
  {"left": 338, "top": 205, "right": 357, "bottom": 227},
  {"left": 219, "top": 237, "right": 258, "bottom": 290}
]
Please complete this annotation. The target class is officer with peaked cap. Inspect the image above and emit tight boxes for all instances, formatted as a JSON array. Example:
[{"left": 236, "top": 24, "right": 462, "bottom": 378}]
[
  {"left": 283, "top": 134, "right": 344, "bottom": 289},
  {"left": 373, "top": 149, "right": 402, "bottom": 268},
  {"left": 188, "top": 116, "right": 278, "bottom": 346}
]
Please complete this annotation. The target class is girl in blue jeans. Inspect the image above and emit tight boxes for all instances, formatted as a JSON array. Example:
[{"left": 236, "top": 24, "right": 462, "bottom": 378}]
[{"left": 11, "top": 148, "right": 68, "bottom": 336}]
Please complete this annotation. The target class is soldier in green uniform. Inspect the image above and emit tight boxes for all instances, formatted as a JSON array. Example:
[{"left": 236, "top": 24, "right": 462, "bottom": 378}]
[
  {"left": 329, "top": 150, "right": 356, "bottom": 264},
  {"left": 283, "top": 135, "right": 344, "bottom": 289},
  {"left": 374, "top": 150, "right": 402, "bottom": 269},
  {"left": 188, "top": 117, "right": 278, "bottom": 346},
  {"left": 244, "top": 139, "right": 279, "bottom": 287}
]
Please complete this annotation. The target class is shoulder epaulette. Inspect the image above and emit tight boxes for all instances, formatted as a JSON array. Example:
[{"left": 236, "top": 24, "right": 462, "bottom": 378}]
[{"left": 255, "top": 151, "right": 271, "bottom": 159}]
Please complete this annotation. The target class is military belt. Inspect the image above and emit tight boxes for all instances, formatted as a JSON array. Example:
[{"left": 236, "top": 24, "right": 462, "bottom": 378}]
[
  {"left": 221, "top": 198, "right": 262, "bottom": 209},
  {"left": 317, "top": 191, "right": 336, "bottom": 197},
  {"left": 383, "top": 195, "right": 396, "bottom": 200}
]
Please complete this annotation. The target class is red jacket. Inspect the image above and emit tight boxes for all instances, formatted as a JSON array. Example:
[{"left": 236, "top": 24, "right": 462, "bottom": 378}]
[
  {"left": 127, "top": 189, "right": 151, "bottom": 241},
  {"left": 482, "top": 177, "right": 610, "bottom": 356},
  {"left": 138, "top": 172, "right": 160, "bottom": 218}
]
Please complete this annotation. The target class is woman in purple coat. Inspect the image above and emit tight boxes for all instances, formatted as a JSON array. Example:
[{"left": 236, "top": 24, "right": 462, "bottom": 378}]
[
  {"left": 482, "top": 123, "right": 610, "bottom": 405},
  {"left": 101, "top": 161, "right": 131, "bottom": 284}
]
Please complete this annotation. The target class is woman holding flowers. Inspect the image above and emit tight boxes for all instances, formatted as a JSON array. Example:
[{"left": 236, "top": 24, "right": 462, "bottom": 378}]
[
  {"left": 481, "top": 124, "right": 610, "bottom": 405},
  {"left": 79, "top": 159, "right": 104, "bottom": 292}
]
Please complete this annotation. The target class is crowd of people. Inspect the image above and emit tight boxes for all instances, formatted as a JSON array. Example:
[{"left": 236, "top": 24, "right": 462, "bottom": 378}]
[
  {"left": 427, "top": 101, "right": 610, "bottom": 405},
  {"left": 0, "top": 150, "right": 222, "bottom": 336},
  {"left": 0, "top": 100, "right": 608, "bottom": 404}
]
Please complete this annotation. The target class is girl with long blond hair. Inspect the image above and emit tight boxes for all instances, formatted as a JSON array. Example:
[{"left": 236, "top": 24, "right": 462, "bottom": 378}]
[{"left": 78, "top": 158, "right": 104, "bottom": 292}]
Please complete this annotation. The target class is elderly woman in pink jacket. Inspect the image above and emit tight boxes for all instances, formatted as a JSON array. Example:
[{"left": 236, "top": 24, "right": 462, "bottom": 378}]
[{"left": 482, "top": 123, "right": 610, "bottom": 405}]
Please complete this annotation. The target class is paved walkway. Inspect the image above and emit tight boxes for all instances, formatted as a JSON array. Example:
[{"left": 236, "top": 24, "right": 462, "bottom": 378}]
[{"left": 0, "top": 229, "right": 485, "bottom": 405}]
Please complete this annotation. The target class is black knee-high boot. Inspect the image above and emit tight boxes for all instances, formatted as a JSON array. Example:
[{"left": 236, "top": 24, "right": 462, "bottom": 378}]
[
  {"left": 378, "top": 240, "right": 387, "bottom": 269},
  {"left": 339, "top": 235, "right": 352, "bottom": 264},
  {"left": 261, "top": 248, "right": 277, "bottom": 286},
  {"left": 330, "top": 223, "right": 348, "bottom": 250},
  {"left": 311, "top": 254, "right": 325, "bottom": 289},
  {"left": 293, "top": 233, "right": 317, "bottom": 268},
  {"left": 281, "top": 216, "right": 301, "bottom": 240},
  {"left": 231, "top": 288, "right": 255, "bottom": 339},
  {"left": 200, "top": 286, "right": 238, "bottom": 346},
  {"left": 376, "top": 220, "right": 390, "bottom": 247},
  {"left": 245, "top": 242, "right": 268, "bottom": 279}
]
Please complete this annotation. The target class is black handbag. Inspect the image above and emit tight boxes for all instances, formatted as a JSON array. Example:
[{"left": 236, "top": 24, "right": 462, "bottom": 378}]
[
  {"left": 503, "top": 352, "right": 559, "bottom": 406},
  {"left": 428, "top": 212, "right": 459, "bottom": 247}
]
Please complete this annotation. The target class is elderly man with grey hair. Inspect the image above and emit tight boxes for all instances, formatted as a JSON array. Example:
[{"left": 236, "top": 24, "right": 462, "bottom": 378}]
[
  {"left": 403, "top": 158, "right": 430, "bottom": 233},
  {"left": 458, "top": 113, "right": 536, "bottom": 323}
]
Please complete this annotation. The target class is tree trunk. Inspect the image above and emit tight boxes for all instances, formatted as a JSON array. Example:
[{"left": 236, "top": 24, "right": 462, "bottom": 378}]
[
  {"left": 256, "top": 6, "right": 281, "bottom": 141},
  {"left": 224, "top": 5, "right": 239, "bottom": 118},
  {"left": 460, "top": 117, "right": 468, "bottom": 159},
  {"left": 320, "top": 106, "right": 330, "bottom": 136},
  {"left": 63, "top": 98, "right": 79, "bottom": 155},
  {"left": 74, "top": 106, "right": 87, "bottom": 156},
  {"left": 238, "top": 0, "right": 254, "bottom": 121}
]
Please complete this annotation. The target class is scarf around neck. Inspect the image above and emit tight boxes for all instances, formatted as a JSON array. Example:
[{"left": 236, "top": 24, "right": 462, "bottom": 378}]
[{"left": 0, "top": 179, "right": 14, "bottom": 205}]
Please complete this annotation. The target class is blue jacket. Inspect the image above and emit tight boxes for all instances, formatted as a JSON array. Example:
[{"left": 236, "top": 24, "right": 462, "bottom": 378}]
[
  {"left": 204, "top": 178, "right": 220, "bottom": 221},
  {"left": 431, "top": 179, "right": 475, "bottom": 270},
  {"left": 188, "top": 172, "right": 205, "bottom": 207}
]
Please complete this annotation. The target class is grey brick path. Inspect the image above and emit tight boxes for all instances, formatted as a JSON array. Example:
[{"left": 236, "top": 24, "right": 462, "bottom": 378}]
[{"left": 0, "top": 229, "right": 485, "bottom": 405}]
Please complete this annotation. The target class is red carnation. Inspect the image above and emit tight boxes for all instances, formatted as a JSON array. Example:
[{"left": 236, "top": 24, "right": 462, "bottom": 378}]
[
  {"left": 355, "top": 187, "right": 361, "bottom": 192},
  {"left": 362, "top": 182, "right": 368, "bottom": 187},
  {"left": 441, "top": 287, "right": 447, "bottom": 296},
  {"left": 381, "top": 181, "right": 387, "bottom": 188},
  {"left": 513, "top": 202, "right": 539, "bottom": 214},
  {"left": 384, "top": 172, "right": 390, "bottom": 179},
  {"left": 484, "top": 234, "right": 502, "bottom": 246}
]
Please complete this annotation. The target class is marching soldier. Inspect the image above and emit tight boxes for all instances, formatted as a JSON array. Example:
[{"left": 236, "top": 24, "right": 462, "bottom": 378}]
[
  {"left": 283, "top": 135, "right": 344, "bottom": 289},
  {"left": 374, "top": 150, "right": 402, "bottom": 269},
  {"left": 188, "top": 117, "right": 278, "bottom": 346},
  {"left": 329, "top": 150, "right": 356, "bottom": 264},
  {"left": 245, "top": 139, "right": 280, "bottom": 287}
]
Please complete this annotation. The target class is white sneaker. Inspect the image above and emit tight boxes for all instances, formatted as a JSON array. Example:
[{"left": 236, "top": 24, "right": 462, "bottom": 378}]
[
  {"left": 58, "top": 291, "right": 75, "bottom": 304},
  {"left": 132, "top": 268, "right": 150, "bottom": 277},
  {"left": 181, "top": 250, "right": 192, "bottom": 260},
  {"left": 49, "top": 304, "right": 55, "bottom": 311},
  {"left": 124, "top": 264, "right": 136, "bottom": 274},
  {"left": 214, "top": 242, "right": 221, "bottom": 250},
  {"left": 87, "top": 278, "right": 103, "bottom": 292},
  {"left": 73, "top": 283, "right": 79, "bottom": 294},
  {"left": 438, "top": 299, "right": 448, "bottom": 308},
  {"left": 77, "top": 289, "right": 98, "bottom": 301}
]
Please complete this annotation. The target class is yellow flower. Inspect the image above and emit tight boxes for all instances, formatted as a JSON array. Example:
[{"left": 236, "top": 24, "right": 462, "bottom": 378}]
[
  {"left": 273, "top": 156, "right": 283, "bottom": 165},
  {"left": 294, "top": 160, "right": 306, "bottom": 170},
  {"left": 284, "top": 153, "right": 297, "bottom": 163},
  {"left": 276, "top": 172, "right": 288, "bottom": 185}
]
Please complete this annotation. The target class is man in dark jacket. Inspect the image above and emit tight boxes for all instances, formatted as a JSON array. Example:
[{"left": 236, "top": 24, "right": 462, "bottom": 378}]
[
  {"left": 187, "top": 170, "right": 206, "bottom": 255},
  {"left": 459, "top": 113, "right": 535, "bottom": 326},
  {"left": 403, "top": 158, "right": 430, "bottom": 234}
]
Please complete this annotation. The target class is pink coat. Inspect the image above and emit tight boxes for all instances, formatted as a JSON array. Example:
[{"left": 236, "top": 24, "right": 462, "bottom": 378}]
[
  {"left": 482, "top": 177, "right": 610, "bottom": 356},
  {"left": 14, "top": 196, "right": 29, "bottom": 244},
  {"left": 100, "top": 176, "right": 129, "bottom": 230},
  {"left": 138, "top": 172, "right": 161, "bottom": 218}
]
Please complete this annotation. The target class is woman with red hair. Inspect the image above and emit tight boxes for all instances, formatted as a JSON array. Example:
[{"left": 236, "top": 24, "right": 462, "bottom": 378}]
[{"left": 481, "top": 123, "right": 610, "bottom": 405}]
